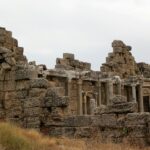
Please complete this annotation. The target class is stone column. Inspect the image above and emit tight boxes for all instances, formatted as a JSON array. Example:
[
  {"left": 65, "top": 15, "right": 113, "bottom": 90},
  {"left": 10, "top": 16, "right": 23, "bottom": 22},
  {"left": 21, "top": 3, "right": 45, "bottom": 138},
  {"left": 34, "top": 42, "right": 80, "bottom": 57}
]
[
  {"left": 95, "top": 93, "right": 98, "bottom": 107},
  {"left": 106, "top": 80, "right": 113, "bottom": 105},
  {"left": 117, "top": 82, "right": 122, "bottom": 95},
  {"left": 83, "top": 94, "right": 87, "bottom": 115},
  {"left": 132, "top": 84, "right": 137, "bottom": 103},
  {"left": 90, "top": 99, "right": 96, "bottom": 115},
  {"left": 77, "top": 79, "right": 83, "bottom": 115},
  {"left": 121, "top": 83, "right": 125, "bottom": 96},
  {"left": 98, "top": 80, "right": 102, "bottom": 106},
  {"left": 138, "top": 84, "right": 144, "bottom": 112},
  {"left": 67, "top": 78, "right": 72, "bottom": 97}
]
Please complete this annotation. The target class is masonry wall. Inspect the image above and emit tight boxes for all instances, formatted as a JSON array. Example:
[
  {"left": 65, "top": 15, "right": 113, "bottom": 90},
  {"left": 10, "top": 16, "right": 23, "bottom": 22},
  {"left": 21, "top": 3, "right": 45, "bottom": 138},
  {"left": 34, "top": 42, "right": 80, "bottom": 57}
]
[
  {"left": 41, "top": 113, "right": 150, "bottom": 146},
  {"left": 0, "top": 27, "right": 150, "bottom": 146}
]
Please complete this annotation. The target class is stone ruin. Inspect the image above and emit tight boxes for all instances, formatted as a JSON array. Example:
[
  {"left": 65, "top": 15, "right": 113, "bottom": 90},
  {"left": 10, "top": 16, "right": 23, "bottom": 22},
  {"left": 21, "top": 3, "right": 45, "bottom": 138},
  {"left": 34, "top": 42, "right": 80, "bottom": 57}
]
[{"left": 0, "top": 27, "right": 150, "bottom": 146}]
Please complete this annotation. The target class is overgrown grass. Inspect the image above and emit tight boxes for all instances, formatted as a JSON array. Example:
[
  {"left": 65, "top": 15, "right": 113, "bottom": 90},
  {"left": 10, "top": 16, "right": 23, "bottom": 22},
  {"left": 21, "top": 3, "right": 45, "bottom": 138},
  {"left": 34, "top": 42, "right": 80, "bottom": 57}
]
[
  {"left": 0, "top": 122, "right": 56, "bottom": 150},
  {"left": 0, "top": 122, "right": 150, "bottom": 150}
]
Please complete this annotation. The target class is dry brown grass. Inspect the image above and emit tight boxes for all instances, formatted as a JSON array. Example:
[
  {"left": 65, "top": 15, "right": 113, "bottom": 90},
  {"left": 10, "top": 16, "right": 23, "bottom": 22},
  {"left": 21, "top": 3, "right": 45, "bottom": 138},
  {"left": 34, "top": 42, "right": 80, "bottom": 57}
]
[{"left": 0, "top": 122, "right": 150, "bottom": 150}]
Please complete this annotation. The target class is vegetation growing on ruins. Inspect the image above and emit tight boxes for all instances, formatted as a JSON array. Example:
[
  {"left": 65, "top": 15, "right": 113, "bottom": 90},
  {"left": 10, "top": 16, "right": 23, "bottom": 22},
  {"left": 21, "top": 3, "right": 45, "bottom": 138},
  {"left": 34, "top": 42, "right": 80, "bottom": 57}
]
[{"left": 0, "top": 122, "right": 149, "bottom": 150}]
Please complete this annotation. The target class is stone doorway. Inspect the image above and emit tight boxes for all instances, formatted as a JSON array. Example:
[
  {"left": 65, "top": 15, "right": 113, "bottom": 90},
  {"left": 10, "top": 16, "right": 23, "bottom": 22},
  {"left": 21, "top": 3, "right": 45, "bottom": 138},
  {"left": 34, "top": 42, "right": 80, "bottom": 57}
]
[{"left": 143, "top": 96, "right": 150, "bottom": 112}]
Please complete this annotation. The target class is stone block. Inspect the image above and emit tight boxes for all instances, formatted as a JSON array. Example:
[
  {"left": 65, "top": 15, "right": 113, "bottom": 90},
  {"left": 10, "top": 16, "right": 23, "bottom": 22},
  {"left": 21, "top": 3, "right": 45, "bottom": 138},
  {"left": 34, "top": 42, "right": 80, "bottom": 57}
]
[
  {"left": 16, "top": 90, "right": 28, "bottom": 99},
  {"left": 4, "top": 99, "right": 22, "bottom": 109},
  {"left": 24, "top": 107, "right": 41, "bottom": 117},
  {"left": 0, "top": 92, "right": 4, "bottom": 100},
  {"left": 16, "top": 80, "right": 30, "bottom": 90},
  {"left": 14, "top": 47, "right": 24, "bottom": 55},
  {"left": 125, "top": 113, "right": 150, "bottom": 127},
  {"left": 107, "top": 102, "right": 137, "bottom": 114},
  {"left": 29, "top": 88, "right": 46, "bottom": 97},
  {"left": 15, "top": 69, "right": 37, "bottom": 80},
  {"left": 4, "top": 70, "right": 15, "bottom": 80},
  {"left": 25, "top": 116, "right": 40, "bottom": 128},
  {"left": 5, "top": 91, "right": 16, "bottom": 100},
  {"left": 5, "top": 57, "right": 16, "bottom": 66},
  {"left": 92, "top": 114, "right": 117, "bottom": 127},
  {"left": 24, "top": 98, "right": 41, "bottom": 108},
  {"left": 30, "top": 78, "right": 49, "bottom": 89},
  {"left": 3, "top": 80, "right": 16, "bottom": 91},
  {"left": 63, "top": 53, "right": 74, "bottom": 60},
  {"left": 0, "top": 109, "right": 5, "bottom": 119},
  {"left": 0, "top": 47, "right": 11, "bottom": 54},
  {"left": 2, "top": 52, "right": 14, "bottom": 58},
  {"left": 44, "top": 96, "right": 68, "bottom": 107},
  {"left": 63, "top": 127, "right": 76, "bottom": 137},
  {"left": 75, "top": 127, "right": 96, "bottom": 138},
  {"left": 64, "top": 116, "right": 92, "bottom": 127},
  {"left": 0, "top": 81, "right": 4, "bottom": 91},
  {"left": 1, "top": 62, "right": 11, "bottom": 70},
  {"left": 5, "top": 106, "right": 22, "bottom": 119},
  {"left": 0, "top": 69, "right": 5, "bottom": 81},
  {"left": 128, "top": 126, "right": 146, "bottom": 138},
  {"left": 48, "top": 127, "right": 64, "bottom": 137}
]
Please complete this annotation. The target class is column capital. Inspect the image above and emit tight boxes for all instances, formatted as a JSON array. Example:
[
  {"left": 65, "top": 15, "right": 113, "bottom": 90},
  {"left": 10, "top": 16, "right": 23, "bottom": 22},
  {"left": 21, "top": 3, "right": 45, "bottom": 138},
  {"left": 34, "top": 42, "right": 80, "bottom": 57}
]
[{"left": 131, "top": 84, "right": 137, "bottom": 87}]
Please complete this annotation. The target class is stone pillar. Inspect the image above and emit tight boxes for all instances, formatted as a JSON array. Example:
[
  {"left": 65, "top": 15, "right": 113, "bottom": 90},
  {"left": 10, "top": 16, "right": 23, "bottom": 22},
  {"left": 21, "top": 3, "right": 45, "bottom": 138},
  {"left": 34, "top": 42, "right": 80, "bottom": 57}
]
[
  {"left": 90, "top": 99, "right": 96, "bottom": 115},
  {"left": 138, "top": 84, "right": 144, "bottom": 112},
  {"left": 106, "top": 80, "right": 113, "bottom": 105},
  {"left": 132, "top": 84, "right": 137, "bottom": 103},
  {"left": 117, "top": 82, "right": 122, "bottom": 95},
  {"left": 121, "top": 83, "right": 125, "bottom": 96},
  {"left": 77, "top": 79, "right": 83, "bottom": 115},
  {"left": 83, "top": 94, "right": 87, "bottom": 115},
  {"left": 67, "top": 78, "right": 72, "bottom": 97},
  {"left": 98, "top": 80, "right": 102, "bottom": 106},
  {"left": 95, "top": 93, "right": 98, "bottom": 107}
]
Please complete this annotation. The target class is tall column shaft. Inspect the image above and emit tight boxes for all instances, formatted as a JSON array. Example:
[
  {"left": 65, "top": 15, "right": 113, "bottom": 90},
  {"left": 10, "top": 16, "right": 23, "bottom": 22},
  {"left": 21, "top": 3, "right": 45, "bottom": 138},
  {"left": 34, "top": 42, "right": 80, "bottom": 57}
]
[
  {"left": 139, "top": 84, "right": 144, "bottom": 112},
  {"left": 83, "top": 94, "right": 87, "bottom": 115},
  {"left": 132, "top": 84, "right": 137, "bottom": 102},
  {"left": 117, "top": 82, "right": 122, "bottom": 95},
  {"left": 90, "top": 99, "right": 96, "bottom": 115},
  {"left": 106, "top": 80, "right": 113, "bottom": 105},
  {"left": 77, "top": 79, "right": 83, "bottom": 115},
  {"left": 98, "top": 81, "right": 102, "bottom": 106},
  {"left": 67, "top": 78, "right": 72, "bottom": 97}
]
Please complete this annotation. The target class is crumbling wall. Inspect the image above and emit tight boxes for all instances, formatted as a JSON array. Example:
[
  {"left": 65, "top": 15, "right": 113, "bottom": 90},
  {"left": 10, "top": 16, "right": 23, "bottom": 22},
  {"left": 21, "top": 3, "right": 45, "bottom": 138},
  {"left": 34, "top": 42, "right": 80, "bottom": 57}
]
[
  {"left": 0, "top": 27, "right": 69, "bottom": 129},
  {"left": 0, "top": 27, "right": 150, "bottom": 146},
  {"left": 43, "top": 113, "right": 150, "bottom": 146},
  {"left": 101, "top": 40, "right": 140, "bottom": 78},
  {"left": 56, "top": 53, "right": 91, "bottom": 71},
  {"left": 43, "top": 96, "right": 150, "bottom": 146},
  {"left": 137, "top": 63, "right": 150, "bottom": 78}
]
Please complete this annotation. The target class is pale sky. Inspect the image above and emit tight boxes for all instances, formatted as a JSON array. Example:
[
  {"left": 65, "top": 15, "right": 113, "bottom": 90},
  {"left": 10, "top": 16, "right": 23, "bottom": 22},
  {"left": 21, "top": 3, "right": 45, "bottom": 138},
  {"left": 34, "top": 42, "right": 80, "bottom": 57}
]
[{"left": 0, "top": 0, "right": 150, "bottom": 70}]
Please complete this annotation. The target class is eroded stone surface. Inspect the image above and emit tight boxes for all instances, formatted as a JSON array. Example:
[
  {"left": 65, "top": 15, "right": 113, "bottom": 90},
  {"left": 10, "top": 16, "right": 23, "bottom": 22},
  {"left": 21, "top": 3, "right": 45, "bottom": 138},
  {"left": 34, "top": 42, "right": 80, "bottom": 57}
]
[{"left": 0, "top": 27, "right": 150, "bottom": 146}]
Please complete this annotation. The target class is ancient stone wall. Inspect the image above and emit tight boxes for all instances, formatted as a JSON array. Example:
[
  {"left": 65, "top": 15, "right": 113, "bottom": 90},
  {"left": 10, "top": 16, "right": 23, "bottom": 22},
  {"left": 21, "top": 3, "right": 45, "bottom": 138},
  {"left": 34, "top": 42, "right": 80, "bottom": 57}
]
[
  {"left": 138, "top": 63, "right": 150, "bottom": 78},
  {"left": 0, "top": 27, "right": 150, "bottom": 146},
  {"left": 0, "top": 27, "right": 69, "bottom": 129},
  {"left": 42, "top": 113, "right": 150, "bottom": 146},
  {"left": 56, "top": 53, "right": 91, "bottom": 71},
  {"left": 101, "top": 40, "right": 139, "bottom": 78}
]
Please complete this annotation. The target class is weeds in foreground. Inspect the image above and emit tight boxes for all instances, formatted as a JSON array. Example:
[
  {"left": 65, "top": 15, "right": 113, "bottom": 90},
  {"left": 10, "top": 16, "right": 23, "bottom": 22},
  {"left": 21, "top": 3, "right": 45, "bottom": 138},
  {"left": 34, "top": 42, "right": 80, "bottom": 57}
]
[{"left": 0, "top": 122, "right": 150, "bottom": 150}]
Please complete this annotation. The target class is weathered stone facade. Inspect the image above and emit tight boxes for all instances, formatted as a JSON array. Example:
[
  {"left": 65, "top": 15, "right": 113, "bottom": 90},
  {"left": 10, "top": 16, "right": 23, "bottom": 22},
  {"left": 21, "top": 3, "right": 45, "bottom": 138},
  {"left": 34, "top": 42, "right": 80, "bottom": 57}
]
[{"left": 0, "top": 27, "right": 150, "bottom": 146}]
